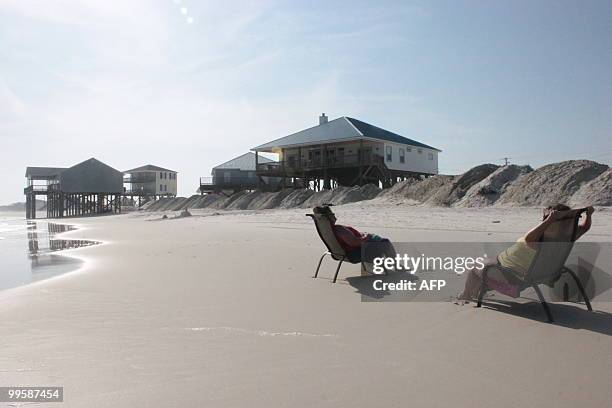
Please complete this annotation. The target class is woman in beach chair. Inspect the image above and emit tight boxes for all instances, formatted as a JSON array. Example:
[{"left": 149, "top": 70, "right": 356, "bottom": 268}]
[
  {"left": 458, "top": 204, "right": 594, "bottom": 302},
  {"left": 309, "top": 205, "right": 397, "bottom": 281}
]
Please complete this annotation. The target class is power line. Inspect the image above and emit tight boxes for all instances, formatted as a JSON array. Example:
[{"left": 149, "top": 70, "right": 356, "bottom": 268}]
[{"left": 444, "top": 149, "right": 612, "bottom": 170}]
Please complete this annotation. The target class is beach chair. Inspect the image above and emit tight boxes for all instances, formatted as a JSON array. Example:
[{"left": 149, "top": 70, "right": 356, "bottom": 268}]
[
  {"left": 477, "top": 208, "right": 593, "bottom": 323},
  {"left": 306, "top": 212, "right": 364, "bottom": 283}
]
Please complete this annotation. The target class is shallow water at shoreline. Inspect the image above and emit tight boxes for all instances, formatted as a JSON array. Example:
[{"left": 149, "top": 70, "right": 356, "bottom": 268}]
[{"left": 0, "top": 212, "right": 99, "bottom": 291}]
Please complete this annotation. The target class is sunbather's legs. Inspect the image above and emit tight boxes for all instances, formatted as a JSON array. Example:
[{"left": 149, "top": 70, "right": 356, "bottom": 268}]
[{"left": 458, "top": 268, "right": 483, "bottom": 300}]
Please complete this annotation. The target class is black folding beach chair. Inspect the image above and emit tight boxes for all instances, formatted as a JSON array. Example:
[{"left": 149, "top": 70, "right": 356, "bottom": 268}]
[
  {"left": 477, "top": 208, "right": 593, "bottom": 323},
  {"left": 306, "top": 212, "right": 364, "bottom": 283}
]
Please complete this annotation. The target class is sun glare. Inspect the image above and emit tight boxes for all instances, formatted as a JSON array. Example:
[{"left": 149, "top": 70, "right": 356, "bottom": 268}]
[{"left": 172, "top": 1, "right": 194, "bottom": 25}]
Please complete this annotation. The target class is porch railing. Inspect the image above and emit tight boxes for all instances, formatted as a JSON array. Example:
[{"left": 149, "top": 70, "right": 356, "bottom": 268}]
[
  {"left": 256, "top": 153, "right": 384, "bottom": 175},
  {"left": 24, "top": 183, "right": 60, "bottom": 194},
  {"left": 199, "top": 177, "right": 259, "bottom": 191},
  {"left": 123, "top": 174, "right": 157, "bottom": 183}
]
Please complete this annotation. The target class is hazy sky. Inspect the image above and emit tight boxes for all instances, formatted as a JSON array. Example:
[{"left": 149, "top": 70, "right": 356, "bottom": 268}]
[{"left": 1, "top": 0, "right": 611, "bottom": 203}]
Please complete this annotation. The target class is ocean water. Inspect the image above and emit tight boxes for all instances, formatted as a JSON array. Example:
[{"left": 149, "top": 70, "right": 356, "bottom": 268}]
[{"left": 0, "top": 212, "right": 99, "bottom": 291}]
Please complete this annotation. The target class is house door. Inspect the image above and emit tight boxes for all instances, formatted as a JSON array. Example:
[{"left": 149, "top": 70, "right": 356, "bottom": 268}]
[
  {"left": 326, "top": 149, "right": 336, "bottom": 166},
  {"left": 337, "top": 147, "right": 345, "bottom": 165},
  {"left": 308, "top": 150, "right": 322, "bottom": 167},
  {"left": 358, "top": 147, "right": 372, "bottom": 163},
  {"left": 287, "top": 155, "right": 296, "bottom": 168}
]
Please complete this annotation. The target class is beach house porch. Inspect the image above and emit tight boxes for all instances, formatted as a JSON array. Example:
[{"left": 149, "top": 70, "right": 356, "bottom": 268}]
[{"left": 252, "top": 114, "right": 441, "bottom": 191}]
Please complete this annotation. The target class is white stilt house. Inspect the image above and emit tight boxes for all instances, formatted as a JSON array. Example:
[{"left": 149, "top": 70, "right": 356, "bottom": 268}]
[{"left": 252, "top": 114, "right": 441, "bottom": 190}]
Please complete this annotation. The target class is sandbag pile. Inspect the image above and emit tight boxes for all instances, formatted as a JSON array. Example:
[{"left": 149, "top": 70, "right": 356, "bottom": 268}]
[{"left": 141, "top": 160, "right": 611, "bottom": 212}]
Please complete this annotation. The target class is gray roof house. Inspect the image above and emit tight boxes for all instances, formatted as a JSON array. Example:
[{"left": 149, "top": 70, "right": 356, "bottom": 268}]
[
  {"left": 59, "top": 158, "right": 123, "bottom": 193},
  {"left": 25, "top": 158, "right": 123, "bottom": 219},
  {"left": 253, "top": 115, "right": 441, "bottom": 152},
  {"left": 26, "top": 158, "right": 123, "bottom": 193},
  {"left": 252, "top": 113, "right": 441, "bottom": 189},
  {"left": 199, "top": 152, "right": 278, "bottom": 194},
  {"left": 124, "top": 164, "right": 176, "bottom": 173},
  {"left": 123, "top": 164, "right": 178, "bottom": 197},
  {"left": 213, "top": 152, "right": 274, "bottom": 171}
]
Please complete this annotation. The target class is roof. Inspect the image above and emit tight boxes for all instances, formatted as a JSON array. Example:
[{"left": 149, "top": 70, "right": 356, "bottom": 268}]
[
  {"left": 124, "top": 164, "right": 176, "bottom": 173},
  {"left": 252, "top": 116, "right": 441, "bottom": 152},
  {"left": 213, "top": 152, "right": 274, "bottom": 171},
  {"left": 59, "top": 158, "right": 123, "bottom": 193},
  {"left": 25, "top": 166, "right": 66, "bottom": 178},
  {"left": 25, "top": 158, "right": 122, "bottom": 192},
  {"left": 345, "top": 117, "right": 441, "bottom": 151}
]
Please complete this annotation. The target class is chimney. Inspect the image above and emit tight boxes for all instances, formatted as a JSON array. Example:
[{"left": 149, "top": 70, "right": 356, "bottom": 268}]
[{"left": 319, "top": 113, "right": 328, "bottom": 125}]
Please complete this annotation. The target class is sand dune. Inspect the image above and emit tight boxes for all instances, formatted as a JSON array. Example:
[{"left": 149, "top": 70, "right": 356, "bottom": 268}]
[
  {"left": 456, "top": 164, "right": 533, "bottom": 207},
  {"left": 141, "top": 160, "right": 611, "bottom": 214},
  {"left": 570, "top": 168, "right": 612, "bottom": 206},
  {"left": 496, "top": 160, "right": 608, "bottom": 206}
]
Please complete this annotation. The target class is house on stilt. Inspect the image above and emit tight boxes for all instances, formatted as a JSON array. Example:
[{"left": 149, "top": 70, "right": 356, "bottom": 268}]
[
  {"left": 252, "top": 113, "right": 441, "bottom": 191},
  {"left": 24, "top": 158, "right": 123, "bottom": 219}
]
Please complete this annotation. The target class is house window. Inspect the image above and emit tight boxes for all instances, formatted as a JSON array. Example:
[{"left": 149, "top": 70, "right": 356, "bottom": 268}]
[
  {"left": 164, "top": 184, "right": 167, "bottom": 192},
  {"left": 224, "top": 172, "right": 231, "bottom": 183},
  {"left": 386, "top": 146, "right": 392, "bottom": 162},
  {"left": 160, "top": 172, "right": 163, "bottom": 178},
  {"left": 160, "top": 184, "right": 163, "bottom": 191},
  {"left": 428, "top": 153, "right": 434, "bottom": 160},
  {"left": 417, "top": 148, "right": 422, "bottom": 154},
  {"left": 407, "top": 147, "right": 412, "bottom": 152},
  {"left": 288, "top": 155, "right": 296, "bottom": 167},
  {"left": 399, "top": 148, "right": 405, "bottom": 164}
]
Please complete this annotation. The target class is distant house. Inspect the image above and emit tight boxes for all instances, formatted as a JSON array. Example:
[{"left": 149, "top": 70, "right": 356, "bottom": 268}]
[
  {"left": 200, "top": 152, "right": 279, "bottom": 194},
  {"left": 25, "top": 158, "right": 123, "bottom": 219},
  {"left": 252, "top": 113, "right": 441, "bottom": 190},
  {"left": 123, "top": 165, "right": 177, "bottom": 197}
]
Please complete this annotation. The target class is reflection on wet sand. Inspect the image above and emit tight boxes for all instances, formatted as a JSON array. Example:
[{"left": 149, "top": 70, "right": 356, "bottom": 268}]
[
  {"left": 27, "top": 222, "right": 98, "bottom": 258},
  {"left": 22, "top": 222, "right": 99, "bottom": 286},
  {"left": 1, "top": 220, "right": 101, "bottom": 291}
]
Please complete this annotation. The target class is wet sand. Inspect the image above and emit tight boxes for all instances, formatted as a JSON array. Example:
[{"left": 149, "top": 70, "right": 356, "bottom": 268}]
[{"left": 0, "top": 213, "right": 98, "bottom": 291}]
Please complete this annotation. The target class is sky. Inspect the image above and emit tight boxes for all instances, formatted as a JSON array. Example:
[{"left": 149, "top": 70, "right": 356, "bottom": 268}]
[{"left": 1, "top": 0, "right": 611, "bottom": 204}]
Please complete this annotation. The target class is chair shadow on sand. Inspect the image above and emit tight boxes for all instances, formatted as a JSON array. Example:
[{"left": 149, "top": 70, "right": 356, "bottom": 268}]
[
  {"left": 477, "top": 258, "right": 612, "bottom": 335},
  {"left": 345, "top": 270, "right": 612, "bottom": 336},
  {"left": 477, "top": 298, "right": 612, "bottom": 336},
  {"left": 345, "top": 271, "right": 420, "bottom": 300}
]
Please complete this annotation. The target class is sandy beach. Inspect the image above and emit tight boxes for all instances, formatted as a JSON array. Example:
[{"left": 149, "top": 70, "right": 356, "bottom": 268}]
[
  {"left": 1, "top": 204, "right": 611, "bottom": 407},
  {"left": 4, "top": 0, "right": 612, "bottom": 406}
]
